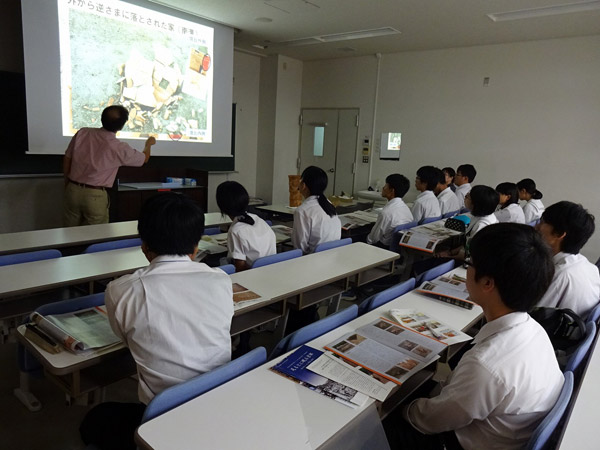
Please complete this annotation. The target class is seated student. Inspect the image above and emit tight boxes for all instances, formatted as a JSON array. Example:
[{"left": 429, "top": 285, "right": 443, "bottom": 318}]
[
  {"left": 366, "top": 174, "right": 413, "bottom": 247},
  {"left": 386, "top": 223, "right": 564, "bottom": 450},
  {"left": 292, "top": 166, "right": 341, "bottom": 254},
  {"left": 412, "top": 166, "right": 442, "bottom": 224},
  {"left": 435, "top": 167, "right": 460, "bottom": 216},
  {"left": 464, "top": 186, "right": 499, "bottom": 244},
  {"left": 80, "top": 193, "right": 234, "bottom": 450},
  {"left": 216, "top": 181, "right": 276, "bottom": 271},
  {"left": 494, "top": 182, "right": 526, "bottom": 224},
  {"left": 517, "top": 178, "right": 545, "bottom": 223},
  {"left": 536, "top": 201, "right": 600, "bottom": 319},
  {"left": 442, "top": 167, "right": 456, "bottom": 193},
  {"left": 453, "top": 164, "right": 477, "bottom": 209}
]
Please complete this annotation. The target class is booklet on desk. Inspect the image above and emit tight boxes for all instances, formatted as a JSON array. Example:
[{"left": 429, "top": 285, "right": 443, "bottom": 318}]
[
  {"left": 397, "top": 221, "right": 463, "bottom": 253},
  {"left": 415, "top": 272, "right": 475, "bottom": 310}
]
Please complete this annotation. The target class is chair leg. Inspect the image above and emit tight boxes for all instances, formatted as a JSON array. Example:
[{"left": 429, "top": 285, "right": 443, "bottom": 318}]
[
  {"left": 13, "top": 371, "right": 42, "bottom": 412},
  {"left": 274, "top": 309, "right": 290, "bottom": 341},
  {"left": 326, "top": 294, "right": 342, "bottom": 315}
]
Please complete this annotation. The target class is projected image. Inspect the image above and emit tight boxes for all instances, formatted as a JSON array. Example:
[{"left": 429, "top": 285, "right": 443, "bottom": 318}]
[
  {"left": 387, "top": 133, "right": 402, "bottom": 150},
  {"left": 58, "top": 0, "right": 214, "bottom": 143}
]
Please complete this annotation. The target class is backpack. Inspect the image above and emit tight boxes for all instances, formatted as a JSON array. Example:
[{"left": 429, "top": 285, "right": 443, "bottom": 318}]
[{"left": 529, "top": 306, "right": 586, "bottom": 368}]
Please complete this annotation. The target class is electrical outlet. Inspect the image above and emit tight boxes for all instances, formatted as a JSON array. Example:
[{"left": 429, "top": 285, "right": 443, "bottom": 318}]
[{"left": 362, "top": 156, "right": 369, "bottom": 163}]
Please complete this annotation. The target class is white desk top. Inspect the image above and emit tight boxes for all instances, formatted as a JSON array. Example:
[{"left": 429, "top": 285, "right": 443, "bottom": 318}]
[
  {"left": 558, "top": 336, "right": 600, "bottom": 449},
  {"left": 136, "top": 267, "right": 482, "bottom": 450},
  {"left": 256, "top": 204, "right": 298, "bottom": 215},
  {"left": 0, "top": 213, "right": 231, "bottom": 256}
]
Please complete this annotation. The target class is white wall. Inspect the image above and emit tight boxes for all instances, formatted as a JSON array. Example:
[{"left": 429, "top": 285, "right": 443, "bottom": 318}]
[{"left": 301, "top": 36, "right": 600, "bottom": 259}]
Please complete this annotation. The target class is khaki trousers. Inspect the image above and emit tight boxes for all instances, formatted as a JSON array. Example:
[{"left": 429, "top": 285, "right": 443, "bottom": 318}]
[{"left": 63, "top": 182, "right": 109, "bottom": 226}]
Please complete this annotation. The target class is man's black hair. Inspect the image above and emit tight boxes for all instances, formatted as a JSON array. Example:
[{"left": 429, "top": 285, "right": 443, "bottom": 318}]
[
  {"left": 457, "top": 164, "right": 477, "bottom": 183},
  {"left": 517, "top": 178, "right": 543, "bottom": 200},
  {"left": 495, "top": 182, "right": 519, "bottom": 207},
  {"left": 469, "top": 185, "right": 499, "bottom": 217},
  {"left": 470, "top": 223, "right": 554, "bottom": 312},
  {"left": 416, "top": 166, "right": 439, "bottom": 191},
  {"left": 216, "top": 181, "right": 255, "bottom": 226},
  {"left": 301, "top": 166, "right": 336, "bottom": 217},
  {"left": 101, "top": 105, "right": 129, "bottom": 132},
  {"left": 435, "top": 167, "right": 446, "bottom": 186},
  {"left": 385, "top": 174, "right": 410, "bottom": 198},
  {"left": 442, "top": 167, "right": 455, "bottom": 179},
  {"left": 541, "top": 201, "right": 595, "bottom": 254},
  {"left": 138, "top": 193, "right": 205, "bottom": 256}
]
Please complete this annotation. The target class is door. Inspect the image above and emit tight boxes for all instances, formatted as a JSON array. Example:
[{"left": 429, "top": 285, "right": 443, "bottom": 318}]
[{"left": 299, "top": 108, "right": 359, "bottom": 197}]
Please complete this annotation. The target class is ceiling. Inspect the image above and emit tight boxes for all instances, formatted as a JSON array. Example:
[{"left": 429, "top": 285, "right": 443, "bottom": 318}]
[{"left": 152, "top": 0, "right": 600, "bottom": 60}]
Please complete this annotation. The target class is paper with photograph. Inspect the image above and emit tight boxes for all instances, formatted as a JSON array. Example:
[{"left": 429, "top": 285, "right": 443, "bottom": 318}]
[
  {"left": 397, "top": 220, "right": 463, "bottom": 253},
  {"left": 415, "top": 273, "right": 475, "bottom": 309},
  {"left": 389, "top": 309, "right": 472, "bottom": 346}
]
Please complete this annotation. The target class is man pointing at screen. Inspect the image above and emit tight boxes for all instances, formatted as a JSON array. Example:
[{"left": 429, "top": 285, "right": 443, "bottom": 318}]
[{"left": 63, "top": 105, "right": 156, "bottom": 226}]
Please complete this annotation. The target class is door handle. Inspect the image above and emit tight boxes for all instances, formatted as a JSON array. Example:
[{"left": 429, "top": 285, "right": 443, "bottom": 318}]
[{"left": 328, "top": 168, "right": 335, "bottom": 173}]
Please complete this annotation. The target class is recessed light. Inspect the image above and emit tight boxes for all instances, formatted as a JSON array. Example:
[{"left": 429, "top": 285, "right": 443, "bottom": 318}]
[
  {"left": 488, "top": 1, "right": 600, "bottom": 21},
  {"left": 255, "top": 17, "right": 273, "bottom": 23}
]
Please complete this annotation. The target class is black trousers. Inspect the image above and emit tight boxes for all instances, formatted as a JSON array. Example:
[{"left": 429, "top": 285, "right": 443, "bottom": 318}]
[{"left": 80, "top": 402, "right": 146, "bottom": 450}]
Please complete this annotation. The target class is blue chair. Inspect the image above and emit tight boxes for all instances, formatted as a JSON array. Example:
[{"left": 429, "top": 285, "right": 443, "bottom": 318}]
[
  {"left": 564, "top": 321, "right": 597, "bottom": 373},
  {"left": 421, "top": 215, "right": 442, "bottom": 225},
  {"left": 252, "top": 249, "right": 302, "bottom": 268},
  {"left": 525, "top": 371, "right": 574, "bottom": 450},
  {"left": 14, "top": 292, "right": 105, "bottom": 411},
  {"left": 265, "top": 220, "right": 273, "bottom": 226},
  {"left": 358, "top": 278, "right": 416, "bottom": 315},
  {"left": 0, "top": 249, "right": 62, "bottom": 267},
  {"left": 459, "top": 207, "right": 470, "bottom": 214},
  {"left": 141, "top": 347, "right": 267, "bottom": 423},
  {"left": 218, "top": 264, "right": 236, "bottom": 275},
  {"left": 203, "top": 227, "right": 221, "bottom": 236},
  {"left": 415, "top": 259, "right": 456, "bottom": 286},
  {"left": 270, "top": 305, "right": 358, "bottom": 360},
  {"left": 587, "top": 302, "right": 600, "bottom": 325},
  {"left": 527, "top": 220, "right": 537, "bottom": 227},
  {"left": 84, "top": 238, "right": 141, "bottom": 253},
  {"left": 314, "top": 238, "right": 352, "bottom": 253},
  {"left": 389, "top": 220, "right": 418, "bottom": 252},
  {"left": 442, "top": 210, "right": 459, "bottom": 219}
]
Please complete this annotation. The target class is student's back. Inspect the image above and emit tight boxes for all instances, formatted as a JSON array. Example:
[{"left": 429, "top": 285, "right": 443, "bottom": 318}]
[{"left": 227, "top": 213, "right": 276, "bottom": 267}]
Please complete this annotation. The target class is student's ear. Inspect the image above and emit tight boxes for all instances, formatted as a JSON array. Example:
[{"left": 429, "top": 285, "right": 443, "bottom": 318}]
[{"left": 480, "top": 275, "right": 495, "bottom": 293}]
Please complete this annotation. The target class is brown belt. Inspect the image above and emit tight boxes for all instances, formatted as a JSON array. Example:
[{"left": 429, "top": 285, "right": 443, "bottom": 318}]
[{"left": 69, "top": 179, "right": 105, "bottom": 190}]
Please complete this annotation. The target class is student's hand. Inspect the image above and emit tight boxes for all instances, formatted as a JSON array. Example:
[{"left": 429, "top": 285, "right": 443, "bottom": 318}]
[{"left": 146, "top": 136, "right": 156, "bottom": 146}]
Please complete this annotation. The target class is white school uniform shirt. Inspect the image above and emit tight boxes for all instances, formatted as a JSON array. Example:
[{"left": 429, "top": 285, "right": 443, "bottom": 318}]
[
  {"left": 406, "top": 312, "right": 564, "bottom": 450},
  {"left": 437, "top": 187, "right": 461, "bottom": 216},
  {"left": 522, "top": 199, "right": 545, "bottom": 224},
  {"left": 465, "top": 213, "right": 498, "bottom": 245},
  {"left": 411, "top": 191, "right": 441, "bottom": 224},
  {"left": 227, "top": 213, "right": 276, "bottom": 267},
  {"left": 366, "top": 197, "right": 413, "bottom": 246},
  {"left": 537, "top": 252, "right": 600, "bottom": 320},
  {"left": 292, "top": 195, "right": 342, "bottom": 254},
  {"left": 105, "top": 255, "right": 233, "bottom": 404},
  {"left": 494, "top": 203, "right": 526, "bottom": 224},
  {"left": 454, "top": 183, "right": 471, "bottom": 209}
]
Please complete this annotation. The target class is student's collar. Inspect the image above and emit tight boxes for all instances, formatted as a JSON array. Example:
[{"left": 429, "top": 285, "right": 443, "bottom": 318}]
[
  {"left": 472, "top": 311, "right": 528, "bottom": 345},
  {"left": 150, "top": 254, "right": 192, "bottom": 264}
]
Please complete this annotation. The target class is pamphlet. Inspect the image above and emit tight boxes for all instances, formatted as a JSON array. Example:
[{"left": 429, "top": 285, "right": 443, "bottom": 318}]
[
  {"left": 415, "top": 273, "right": 475, "bottom": 310},
  {"left": 397, "top": 220, "right": 463, "bottom": 253},
  {"left": 388, "top": 309, "right": 473, "bottom": 345},
  {"left": 339, "top": 210, "right": 379, "bottom": 230},
  {"left": 232, "top": 283, "right": 261, "bottom": 303}
]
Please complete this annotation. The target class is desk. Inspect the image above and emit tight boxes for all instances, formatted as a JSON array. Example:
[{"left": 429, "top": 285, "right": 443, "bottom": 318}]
[
  {"left": 135, "top": 268, "right": 482, "bottom": 450},
  {"left": 0, "top": 213, "right": 231, "bottom": 256}
]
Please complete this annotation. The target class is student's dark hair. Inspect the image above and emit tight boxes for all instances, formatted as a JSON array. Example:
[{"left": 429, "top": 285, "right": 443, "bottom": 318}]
[
  {"left": 138, "top": 193, "right": 205, "bottom": 256},
  {"left": 470, "top": 223, "right": 554, "bottom": 311},
  {"left": 301, "top": 166, "right": 336, "bottom": 217},
  {"left": 469, "top": 185, "right": 499, "bottom": 217},
  {"left": 435, "top": 167, "right": 446, "bottom": 186},
  {"left": 416, "top": 166, "right": 439, "bottom": 191},
  {"left": 517, "top": 178, "right": 543, "bottom": 200},
  {"left": 216, "top": 181, "right": 255, "bottom": 225},
  {"left": 442, "top": 167, "right": 455, "bottom": 179},
  {"left": 101, "top": 105, "right": 129, "bottom": 132},
  {"left": 457, "top": 164, "right": 477, "bottom": 183},
  {"left": 495, "top": 182, "right": 519, "bottom": 208},
  {"left": 541, "top": 201, "right": 595, "bottom": 254},
  {"left": 385, "top": 174, "right": 410, "bottom": 198}
]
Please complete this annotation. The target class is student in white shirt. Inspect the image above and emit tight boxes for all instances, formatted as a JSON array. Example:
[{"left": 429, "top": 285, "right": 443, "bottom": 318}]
[
  {"left": 291, "top": 166, "right": 341, "bottom": 254},
  {"left": 453, "top": 164, "right": 477, "bottom": 209},
  {"left": 536, "top": 201, "right": 600, "bottom": 320},
  {"left": 494, "top": 182, "right": 526, "bottom": 224},
  {"left": 386, "top": 223, "right": 564, "bottom": 450},
  {"left": 81, "top": 193, "right": 234, "bottom": 450},
  {"left": 411, "top": 165, "right": 442, "bottom": 224},
  {"left": 367, "top": 173, "right": 413, "bottom": 247},
  {"left": 434, "top": 167, "right": 460, "bottom": 216},
  {"left": 517, "top": 178, "right": 545, "bottom": 224},
  {"left": 442, "top": 167, "right": 456, "bottom": 193},
  {"left": 464, "top": 186, "right": 500, "bottom": 246},
  {"left": 216, "top": 181, "right": 276, "bottom": 271}
]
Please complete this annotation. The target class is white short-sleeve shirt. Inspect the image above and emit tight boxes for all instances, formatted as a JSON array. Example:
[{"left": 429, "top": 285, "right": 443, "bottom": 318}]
[
  {"left": 411, "top": 191, "right": 441, "bottom": 224},
  {"left": 466, "top": 213, "right": 498, "bottom": 245},
  {"left": 367, "top": 197, "right": 414, "bottom": 246},
  {"left": 105, "top": 255, "right": 234, "bottom": 404},
  {"left": 494, "top": 203, "right": 526, "bottom": 224},
  {"left": 537, "top": 252, "right": 600, "bottom": 320},
  {"left": 437, "top": 187, "right": 461, "bottom": 216},
  {"left": 522, "top": 199, "right": 545, "bottom": 224},
  {"left": 227, "top": 213, "right": 276, "bottom": 267},
  {"left": 454, "top": 183, "right": 472, "bottom": 209},
  {"left": 292, "top": 195, "right": 342, "bottom": 254}
]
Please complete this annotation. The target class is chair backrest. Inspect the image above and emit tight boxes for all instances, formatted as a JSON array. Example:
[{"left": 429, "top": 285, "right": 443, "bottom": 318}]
[
  {"left": 0, "top": 249, "right": 62, "bottom": 267},
  {"left": 252, "top": 248, "right": 302, "bottom": 268},
  {"left": 565, "top": 321, "right": 597, "bottom": 373},
  {"left": 389, "top": 221, "right": 418, "bottom": 252},
  {"left": 393, "top": 221, "right": 418, "bottom": 234},
  {"left": 587, "top": 302, "right": 600, "bottom": 325},
  {"left": 525, "top": 371, "right": 574, "bottom": 450},
  {"left": 442, "top": 210, "right": 459, "bottom": 219},
  {"left": 265, "top": 220, "right": 273, "bottom": 226},
  {"left": 203, "top": 227, "right": 221, "bottom": 236},
  {"left": 142, "top": 347, "right": 267, "bottom": 423},
  {"left": 421, "top": 215, "right": 442, "bottom": 225},
  {"left": 358, "top": 278, "right": 416, "bottom": 315},
  {"left": 270, "top": 305, "right": 359, "bottom": 360},
  {"left": 416, "top": 259, "right": 456, "bottom": 286},
  {"left": 314, "top": 238, "right": 352, "bottom": 253},
  {"left": 84, "top": 238, "right": 142, "bottom": 254},
  {"left": 218, "top": 264, "right": 236, "bottom": 275},
  {"left": 459, "top": 207, "right": 470, "bottom": 214}
]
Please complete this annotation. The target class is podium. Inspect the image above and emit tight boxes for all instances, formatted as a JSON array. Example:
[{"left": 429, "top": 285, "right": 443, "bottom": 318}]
[{"left": 108, "top": 167, "right": 208, "bottom": 222}]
